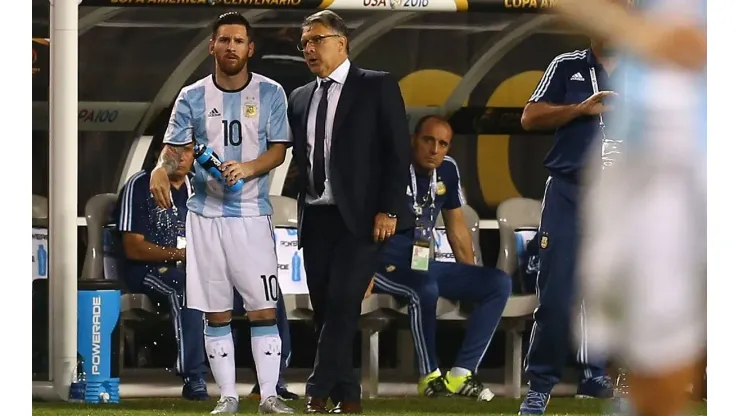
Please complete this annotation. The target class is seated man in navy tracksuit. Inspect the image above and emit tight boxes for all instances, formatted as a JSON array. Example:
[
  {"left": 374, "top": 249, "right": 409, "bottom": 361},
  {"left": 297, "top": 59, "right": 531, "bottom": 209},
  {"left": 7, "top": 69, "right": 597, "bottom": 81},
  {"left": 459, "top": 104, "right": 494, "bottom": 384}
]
[
  {"left": 115, "top": 144, "right": 298, "bottom": 401},
  {"left": 372, "top": 115, "right": 512, "bottom": 400},
  {"left": 114, "top": 142, "right": 210, "bottom": 400}
]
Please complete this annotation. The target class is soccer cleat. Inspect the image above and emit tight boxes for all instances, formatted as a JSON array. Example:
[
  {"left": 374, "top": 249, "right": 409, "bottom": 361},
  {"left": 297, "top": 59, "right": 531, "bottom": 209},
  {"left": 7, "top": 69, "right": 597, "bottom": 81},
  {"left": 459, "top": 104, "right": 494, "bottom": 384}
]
[
  {"left": 443, "top": 372, "right": 494, "bottom": 401},
  {"left": 210, "top": 397, "right": 239, "bottom": 414},
  {"left": 259, "top": 395, "right": 296, "bottom": 414},
  {"left": 418, "top": 369, "right": 450, "bottom": 397},
  {"left": 181, "top": 377, "right": 209, "bottom": 401},
  {"left": 576, "top": 376, "right": 614, "bottom": 399},
  {"left": 519, "top": 390, "right": 550, "bottom": 415}
]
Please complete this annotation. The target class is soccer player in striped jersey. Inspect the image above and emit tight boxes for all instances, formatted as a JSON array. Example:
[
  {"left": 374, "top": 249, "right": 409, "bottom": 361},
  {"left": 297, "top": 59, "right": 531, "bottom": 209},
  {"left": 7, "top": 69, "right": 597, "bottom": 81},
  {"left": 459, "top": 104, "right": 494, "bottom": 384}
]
[
  {"left": 552, "top": 1, "right": 706, "bottom": 416},
  {"left": 149, "top": 12, "right": 294, "bottom": 415}
]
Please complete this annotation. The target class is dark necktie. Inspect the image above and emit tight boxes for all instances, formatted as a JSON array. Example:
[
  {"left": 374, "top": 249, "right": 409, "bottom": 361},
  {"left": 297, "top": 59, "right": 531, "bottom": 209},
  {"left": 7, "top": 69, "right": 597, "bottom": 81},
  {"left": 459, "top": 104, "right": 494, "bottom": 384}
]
[{"left": 312, "top": 79, "right": 334, "bottom": 197}]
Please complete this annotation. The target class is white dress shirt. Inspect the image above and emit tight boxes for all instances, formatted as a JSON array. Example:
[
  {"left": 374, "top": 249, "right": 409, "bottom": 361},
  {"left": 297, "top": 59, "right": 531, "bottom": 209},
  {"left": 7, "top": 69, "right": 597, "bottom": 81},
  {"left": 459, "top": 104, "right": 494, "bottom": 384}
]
[{"left": 305, "top": 58, "right": 351, "bottom": 205}]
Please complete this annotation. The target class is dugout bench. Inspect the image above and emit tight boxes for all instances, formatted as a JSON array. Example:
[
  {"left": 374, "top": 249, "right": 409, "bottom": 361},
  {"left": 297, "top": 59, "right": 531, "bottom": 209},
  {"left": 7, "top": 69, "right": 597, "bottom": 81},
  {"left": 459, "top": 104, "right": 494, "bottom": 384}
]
[{"left": 80, "top": 193, "right": 540, "bottom": 399}]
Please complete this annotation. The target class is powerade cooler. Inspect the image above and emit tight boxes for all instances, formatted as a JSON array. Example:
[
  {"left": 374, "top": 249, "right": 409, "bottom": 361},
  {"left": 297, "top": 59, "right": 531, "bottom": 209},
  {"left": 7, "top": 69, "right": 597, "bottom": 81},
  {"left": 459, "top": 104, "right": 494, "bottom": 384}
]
[{"left": 76, "top": 279, "right": 122, "bottom": 403}]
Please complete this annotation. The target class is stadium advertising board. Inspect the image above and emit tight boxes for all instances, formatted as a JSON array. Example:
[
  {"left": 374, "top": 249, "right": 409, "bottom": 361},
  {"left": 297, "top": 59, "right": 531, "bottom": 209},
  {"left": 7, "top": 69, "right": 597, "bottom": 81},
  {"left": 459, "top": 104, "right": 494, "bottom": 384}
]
[
  {"left": 32, "top": 102, "right": 150, "bottom": 131},
  {"left": 273, "top": 228, "right": 309, "bottom": 295},
  {"left": 76, "top": 0, "right": 556, "bottom": 12},
  {"left": 273, "top": 227, "right": 457, "bottom": 294}
]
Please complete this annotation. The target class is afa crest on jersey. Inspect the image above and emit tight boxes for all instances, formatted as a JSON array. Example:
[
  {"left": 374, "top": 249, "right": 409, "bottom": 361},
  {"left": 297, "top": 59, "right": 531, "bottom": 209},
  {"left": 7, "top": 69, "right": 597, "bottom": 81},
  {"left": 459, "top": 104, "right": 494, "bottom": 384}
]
[
  {"left": 243, "top": 103, "right": 258, "bottom": 118},
  {"left": 435, "top": 181, "right": 446, "bottom": 195}
]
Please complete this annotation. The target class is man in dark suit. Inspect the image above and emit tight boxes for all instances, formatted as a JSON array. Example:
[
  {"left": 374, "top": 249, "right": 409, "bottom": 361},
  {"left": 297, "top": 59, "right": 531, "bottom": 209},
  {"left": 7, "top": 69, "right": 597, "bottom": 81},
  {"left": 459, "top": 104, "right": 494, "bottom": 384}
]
[{"left": 286, "top": 10, "right": 411, "bottom": 414}]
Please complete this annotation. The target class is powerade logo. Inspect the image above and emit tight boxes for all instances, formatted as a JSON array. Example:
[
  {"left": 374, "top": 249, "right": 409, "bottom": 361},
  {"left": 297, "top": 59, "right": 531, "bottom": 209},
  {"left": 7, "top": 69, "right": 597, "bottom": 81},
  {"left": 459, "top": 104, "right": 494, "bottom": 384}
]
[
  {"left": 281, "top": 228, "right": 298, "bottom": 247},
  {"left": 91, "top": 296, "right": 102, "bottom": 375},
  {"left": 434, "top": 229, "right": 455, "bottom": 260}
]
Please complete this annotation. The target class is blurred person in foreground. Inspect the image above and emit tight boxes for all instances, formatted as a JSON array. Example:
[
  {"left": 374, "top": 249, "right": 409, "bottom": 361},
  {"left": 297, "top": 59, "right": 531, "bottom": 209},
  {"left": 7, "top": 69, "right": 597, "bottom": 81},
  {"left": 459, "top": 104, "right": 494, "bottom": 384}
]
[
  {"left": 150, "top": 12, "right": 294, "bottom": 414},
  {"left": 552, "top": 1, "right": 706, "bottom": 416},
  {"left": 370, "top": 115, "right": 512, "bottom": 401},
  {"left": 115, "top": 143, "right": 210, "bottom": 401}
]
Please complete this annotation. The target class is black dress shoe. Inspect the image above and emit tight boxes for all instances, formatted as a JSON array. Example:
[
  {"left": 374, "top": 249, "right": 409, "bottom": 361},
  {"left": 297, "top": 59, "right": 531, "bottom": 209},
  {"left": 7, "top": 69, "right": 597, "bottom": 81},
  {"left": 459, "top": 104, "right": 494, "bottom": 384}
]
[
  {"left": 329, "top": 401, "right": 362, "bottom": 414},
  {"left": 304, "top": 396, "right": 329, "bottom": 414}
]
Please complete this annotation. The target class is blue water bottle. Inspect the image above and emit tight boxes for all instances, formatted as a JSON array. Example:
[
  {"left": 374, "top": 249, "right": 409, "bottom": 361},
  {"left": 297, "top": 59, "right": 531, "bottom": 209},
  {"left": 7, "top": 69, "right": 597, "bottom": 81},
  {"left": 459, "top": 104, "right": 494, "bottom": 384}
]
[
  {"left": 77, "top": 280, "right": 122, "bottom": 403},
  {"left": 291, "top": 252, "right": 302, "bottom": 282},
  {"left": 194, "top": 143, "right": 244, "bottom": 192},
  {"left": 37, "top": 244, "right": 47, "bottom": 277}
]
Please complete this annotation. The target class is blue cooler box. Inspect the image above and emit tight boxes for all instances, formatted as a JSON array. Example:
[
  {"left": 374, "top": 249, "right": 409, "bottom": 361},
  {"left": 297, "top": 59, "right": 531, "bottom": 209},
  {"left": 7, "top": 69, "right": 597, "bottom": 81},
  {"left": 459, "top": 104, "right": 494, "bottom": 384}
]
[{"left": 77, "top": 279, "right": 122, "bottom": 403}]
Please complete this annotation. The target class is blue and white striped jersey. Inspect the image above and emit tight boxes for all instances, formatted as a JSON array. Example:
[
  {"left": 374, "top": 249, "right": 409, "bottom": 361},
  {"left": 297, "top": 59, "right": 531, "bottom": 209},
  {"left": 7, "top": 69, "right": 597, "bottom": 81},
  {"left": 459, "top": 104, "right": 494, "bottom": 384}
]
[
  {"left": 163, "top": 73, "right": 291, "bottom": 218},
  {"left": 616, "top": 0, "right": 706, "bottom": 154}
]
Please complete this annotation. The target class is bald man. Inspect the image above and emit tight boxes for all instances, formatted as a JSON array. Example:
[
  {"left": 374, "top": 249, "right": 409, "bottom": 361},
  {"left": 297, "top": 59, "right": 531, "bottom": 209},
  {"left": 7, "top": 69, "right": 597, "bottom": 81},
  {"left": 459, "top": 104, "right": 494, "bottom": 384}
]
[{"left": 371, "top": 115, "right": 512, "bottom": 401}]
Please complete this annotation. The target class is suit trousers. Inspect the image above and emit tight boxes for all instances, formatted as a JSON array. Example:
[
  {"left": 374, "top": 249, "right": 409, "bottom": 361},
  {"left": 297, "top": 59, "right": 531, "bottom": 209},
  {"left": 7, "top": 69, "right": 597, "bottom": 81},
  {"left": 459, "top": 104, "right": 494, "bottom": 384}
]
[{"left": 302, "top": 204, "right": 380, "bottom": 402}]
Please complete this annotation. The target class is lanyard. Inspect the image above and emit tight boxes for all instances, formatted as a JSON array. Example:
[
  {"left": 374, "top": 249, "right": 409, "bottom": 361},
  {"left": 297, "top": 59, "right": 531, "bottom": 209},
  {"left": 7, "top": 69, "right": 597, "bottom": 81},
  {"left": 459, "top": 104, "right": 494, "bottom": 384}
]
[
  {"left": 589, "top": 66, "right": 622, "bottom": 169},
  {"left": 409, "top": 165, "right": 436, "bottom": 218},
  {"left": 589, "top": 67, "right": 606, "bottom": 133},
  {"left": 169, "top": 180, "right": 192, "bottom": 219}
]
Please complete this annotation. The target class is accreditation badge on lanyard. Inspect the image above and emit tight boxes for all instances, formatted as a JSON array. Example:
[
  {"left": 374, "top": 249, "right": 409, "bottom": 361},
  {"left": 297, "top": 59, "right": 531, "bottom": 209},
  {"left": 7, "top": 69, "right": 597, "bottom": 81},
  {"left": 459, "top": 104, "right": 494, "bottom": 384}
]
[
  {"left": 589, "top": 67, "right": 622, "bottom": 170},
  {"left": 170, "top": 191, "right": 187, "bottom": 250},
  {"left": 409, "top": 165, "right": 436, "bottom": 272}
]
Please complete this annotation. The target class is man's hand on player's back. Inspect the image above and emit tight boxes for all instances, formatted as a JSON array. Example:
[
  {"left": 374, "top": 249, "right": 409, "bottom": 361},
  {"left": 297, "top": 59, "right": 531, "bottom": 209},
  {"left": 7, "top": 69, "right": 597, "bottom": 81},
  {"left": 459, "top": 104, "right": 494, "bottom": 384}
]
[{"left": 150, "top": 167, "right": 172, "bottom": 209}]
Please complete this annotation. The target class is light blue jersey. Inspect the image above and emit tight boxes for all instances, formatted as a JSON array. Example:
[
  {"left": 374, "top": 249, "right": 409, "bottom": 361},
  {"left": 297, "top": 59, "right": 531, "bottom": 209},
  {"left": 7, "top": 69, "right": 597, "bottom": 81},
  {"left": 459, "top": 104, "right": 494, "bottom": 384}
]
[
  {"left": 163, "top": 73, "right": 291, "bottom": 218},
  {"left": 615, "top": 0, "right": 706, "bottom": 156}
]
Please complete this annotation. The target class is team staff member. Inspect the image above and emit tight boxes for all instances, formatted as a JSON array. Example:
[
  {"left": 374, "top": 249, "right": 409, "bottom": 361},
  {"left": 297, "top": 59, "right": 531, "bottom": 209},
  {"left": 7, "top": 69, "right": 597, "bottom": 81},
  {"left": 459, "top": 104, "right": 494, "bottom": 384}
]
[
  {"left": 371, "top": 115, "right": 512, "bottom": 401},
  {"left": 552, "top": 1, "right": 706, "bottom": 416},
  {"left": 114, "top": 143, "right": 209, "bottom": 401},
  {"left": 518, "top": 38, "right": 620, "bottom": 414},
  {"left": 287, "top": 10, "right": 411, "bottom": 414}
]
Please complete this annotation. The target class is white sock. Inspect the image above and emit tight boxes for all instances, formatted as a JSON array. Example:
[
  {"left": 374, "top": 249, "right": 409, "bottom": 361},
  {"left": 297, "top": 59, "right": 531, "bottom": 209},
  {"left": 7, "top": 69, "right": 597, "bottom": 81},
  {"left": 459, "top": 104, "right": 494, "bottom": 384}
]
[
  {"left": 205, "top": 322, "right": 238, "bottom": 400},
  {"left": 251, "top": 323, "right": 282, "bottom": 404},
  {"left": 450, "top": 367, "right": 472, "bottom": 378}
]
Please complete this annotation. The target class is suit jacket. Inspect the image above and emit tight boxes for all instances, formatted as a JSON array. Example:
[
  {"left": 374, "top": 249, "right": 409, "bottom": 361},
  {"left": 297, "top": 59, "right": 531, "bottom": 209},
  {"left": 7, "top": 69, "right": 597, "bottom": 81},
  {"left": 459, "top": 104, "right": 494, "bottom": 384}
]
[{"left": 287, "top": 64, "right": 412, "bottom": 247}]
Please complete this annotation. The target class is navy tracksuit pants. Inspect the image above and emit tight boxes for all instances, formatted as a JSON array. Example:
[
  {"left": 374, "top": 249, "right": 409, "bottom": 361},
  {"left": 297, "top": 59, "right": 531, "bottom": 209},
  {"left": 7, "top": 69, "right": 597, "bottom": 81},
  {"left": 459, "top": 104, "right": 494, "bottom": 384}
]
[
  {"left": 141, "top": 267, "right": 292, "bottom": 385},
  {"left": 524, "top": 176, "right": 606, "bottom": 393},
  {"left": 142, "top": 267, "right": 208, "bottom": 381},
  {"left": 372, "top": 235, "right": 512, "bottom": 375}
]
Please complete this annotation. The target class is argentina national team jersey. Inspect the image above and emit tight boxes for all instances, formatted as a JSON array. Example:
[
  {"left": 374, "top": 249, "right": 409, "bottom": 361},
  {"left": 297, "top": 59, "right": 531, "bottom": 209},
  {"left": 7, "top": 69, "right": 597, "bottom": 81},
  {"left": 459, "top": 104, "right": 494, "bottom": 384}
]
[
  {"left": 163, "top": 73, "right": 291, "bottom": 218},
  {"left": 408, "top": 156, "right": 466, "bottom": 223},
  {"left": 615, "top": 0, "right": 706, "bottom": 155}
]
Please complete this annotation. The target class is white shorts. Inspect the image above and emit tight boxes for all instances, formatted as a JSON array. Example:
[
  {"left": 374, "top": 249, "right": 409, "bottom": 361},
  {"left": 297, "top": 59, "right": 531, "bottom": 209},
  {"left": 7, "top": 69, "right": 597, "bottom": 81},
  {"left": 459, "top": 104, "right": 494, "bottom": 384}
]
[
  {"left": 578, "top": 125, "right": 706, "bottom": 374},
  {"left": 185, "top": 212, "right": 279, "bottom": 313}
]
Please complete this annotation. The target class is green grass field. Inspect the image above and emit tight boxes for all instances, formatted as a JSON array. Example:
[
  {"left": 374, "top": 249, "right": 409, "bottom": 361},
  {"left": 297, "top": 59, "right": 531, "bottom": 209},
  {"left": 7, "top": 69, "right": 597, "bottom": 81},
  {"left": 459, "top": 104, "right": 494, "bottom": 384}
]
[{"left": 32, "top": 397, "right": 708, "bottom": 416}]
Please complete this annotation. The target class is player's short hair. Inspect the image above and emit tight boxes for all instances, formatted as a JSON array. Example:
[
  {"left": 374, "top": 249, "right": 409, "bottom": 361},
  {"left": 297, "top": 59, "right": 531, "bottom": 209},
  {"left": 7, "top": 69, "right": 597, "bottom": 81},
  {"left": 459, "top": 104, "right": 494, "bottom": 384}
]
[
  {"left": 413, "top": 114, "right": 451, "bottom": 136},
  {"left": 212, "top": 11, "right": 252, "bottom": 39},
  {"left": 302, "top": 10, "right": 349, "bottom": 52}
]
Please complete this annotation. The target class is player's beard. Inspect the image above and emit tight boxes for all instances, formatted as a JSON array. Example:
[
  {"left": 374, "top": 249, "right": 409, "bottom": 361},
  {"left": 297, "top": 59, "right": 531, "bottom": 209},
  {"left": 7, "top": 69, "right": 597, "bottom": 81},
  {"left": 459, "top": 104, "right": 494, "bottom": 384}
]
[{"left": 216, "top": 54, "right": 248, "bottom": 77}]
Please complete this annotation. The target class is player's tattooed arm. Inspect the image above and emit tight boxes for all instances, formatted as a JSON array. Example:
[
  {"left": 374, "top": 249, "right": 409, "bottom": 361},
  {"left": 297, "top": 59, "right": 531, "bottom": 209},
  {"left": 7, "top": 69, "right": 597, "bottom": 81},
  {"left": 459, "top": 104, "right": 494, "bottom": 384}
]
[
  {"left": 151, "top": 144, "right": 186, "bottom": 209},
  {"left": 157, "top": 144, "right": 185, "bottom": 175}
]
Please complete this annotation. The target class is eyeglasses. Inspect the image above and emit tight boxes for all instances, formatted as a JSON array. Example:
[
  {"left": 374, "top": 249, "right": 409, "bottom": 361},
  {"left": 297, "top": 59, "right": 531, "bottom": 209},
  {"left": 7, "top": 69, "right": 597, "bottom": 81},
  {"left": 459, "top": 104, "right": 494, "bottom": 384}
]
[{"left": 297, "top": 34, "right": 341, "bottom": 52}]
